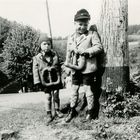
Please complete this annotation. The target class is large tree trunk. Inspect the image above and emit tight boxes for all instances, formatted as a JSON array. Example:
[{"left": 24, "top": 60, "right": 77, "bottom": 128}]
[{"left": 99, "top": 0, "right": 129, "bottom": 92}]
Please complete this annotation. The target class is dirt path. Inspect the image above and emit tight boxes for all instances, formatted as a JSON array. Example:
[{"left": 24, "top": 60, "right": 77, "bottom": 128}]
[
  {"left": 0, "top": 92, "right": 44, "bottom": 112},
  {"left": 0, "top": 88, "right": 80, "bottom": 112}
]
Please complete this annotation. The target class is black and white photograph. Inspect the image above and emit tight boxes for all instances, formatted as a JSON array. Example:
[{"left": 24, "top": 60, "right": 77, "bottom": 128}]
[{"left": 0, "top": 0, "right": 140, "bottom": 139}]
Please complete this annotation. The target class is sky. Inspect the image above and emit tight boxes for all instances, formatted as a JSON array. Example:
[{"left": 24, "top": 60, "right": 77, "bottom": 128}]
[{"left": 0, "top": 0, "right": 140, "bottom": 37}]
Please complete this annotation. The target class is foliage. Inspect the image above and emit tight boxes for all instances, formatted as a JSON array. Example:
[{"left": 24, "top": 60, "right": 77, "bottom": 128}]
[
  {"left": 53, "top": 39, "right": 67, "bottom": 62},
  {"left": 128, "top": 24, "right": 140, "bottom": 35},
  {"left": 103, "top": 91, "right": 140, "bottom": 118},
  {"left": 0, "top": 16, "right": 67, "bottom": 91},
  {"left": 0, "top": 70, "right": 9, "bottom": 89},
  {"left": 1, "top": 22, "right": 40, "bottom": 80},
  {"left": 129, "top": 41, "right": 140, "bottom": 86},
  {"left": 0, "top": 17, "right": 11, "bottom": 51}
]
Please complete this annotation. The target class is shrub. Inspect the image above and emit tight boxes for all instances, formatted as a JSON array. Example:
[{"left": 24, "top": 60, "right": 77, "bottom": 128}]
[
  {"left": 103, "top": 91, "right": 140, "bottom": 118},
  {"left": 0, "top": 17, "right": 11, "bottom": 51},
  {"left": 1, "top": 22, "right": 40, "bottom": 80}
]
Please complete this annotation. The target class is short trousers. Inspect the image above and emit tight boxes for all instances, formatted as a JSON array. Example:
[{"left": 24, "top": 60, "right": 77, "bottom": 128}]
[{"left": 72, "top": 71, "right": 95, "bottom": 85}]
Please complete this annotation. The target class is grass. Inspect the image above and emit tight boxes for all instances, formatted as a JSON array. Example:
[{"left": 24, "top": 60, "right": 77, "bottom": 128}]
[
  {"left": 0, "top": 102, "right": 140, "bottom": 140},
  {"left": 129, "top": 35, "right": 140, "bottom": 84},
  {"left": 128, "top": 34, "right": 140, "bottom": 42}
]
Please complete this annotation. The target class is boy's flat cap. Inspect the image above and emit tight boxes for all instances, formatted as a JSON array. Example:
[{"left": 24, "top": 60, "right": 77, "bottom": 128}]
[{"left": 74, "top": 9, "right": 90, "bottom": 21}]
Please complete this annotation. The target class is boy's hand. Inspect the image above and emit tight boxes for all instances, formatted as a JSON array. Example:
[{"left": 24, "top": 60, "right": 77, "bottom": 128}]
[
  {"left": 81, "top": 51, "right": 89, "bottom": 57},
  {"left": 64, "top": 62, "right": 74, "bottom": 69},
  {"left": 76, "top": 48, "right": 85, "bottom": 55},
  {"left": 64, "top": 67, "right": 71, "bottom": 75},
  {"left": 64, "top": 62, "right": 70, "bottom": 67},
  {"left": 81, "top": 49, "right": 93, "bottom": 57}
]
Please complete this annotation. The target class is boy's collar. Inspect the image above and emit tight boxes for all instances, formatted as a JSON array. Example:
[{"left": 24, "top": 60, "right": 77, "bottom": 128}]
[
  {"left": 75, "top": 30, "right": 89, "bottom": 36},
  {"left": 74, "top": 32, "right": 88, "bottom": 46}
]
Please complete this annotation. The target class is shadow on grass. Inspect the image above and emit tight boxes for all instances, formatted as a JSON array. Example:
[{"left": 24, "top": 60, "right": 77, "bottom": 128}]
[{"left": 0, "top": 102, "right": 140, "bottom": 140}]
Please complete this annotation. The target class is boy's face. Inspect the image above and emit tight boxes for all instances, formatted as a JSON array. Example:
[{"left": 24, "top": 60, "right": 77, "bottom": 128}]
[
  {"left": 74, "top": 20, "right": 89, "bottom": 34},
  {"left": 40, "top": 41, "right": 51, "bottom": 53}
]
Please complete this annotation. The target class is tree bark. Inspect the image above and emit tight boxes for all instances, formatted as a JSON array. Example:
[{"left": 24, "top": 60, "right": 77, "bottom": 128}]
[{"left": 99, "top": 0, "right": 129, "bottom": 92}]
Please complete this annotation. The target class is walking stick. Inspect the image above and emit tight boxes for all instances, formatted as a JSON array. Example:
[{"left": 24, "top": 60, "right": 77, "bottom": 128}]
[
  {"left": 45, "top": 0, "right": 56, "bottom": 116},
  {"left": 45, "top": 0, "right": 53, "bottom": 46}
]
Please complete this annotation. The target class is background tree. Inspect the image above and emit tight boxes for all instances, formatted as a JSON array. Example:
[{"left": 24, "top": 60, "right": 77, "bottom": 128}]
[
  {"left": 0, "top": 17, "right": 11, "bottom": 53},
  {"left": 1, "top": 22, "right": 40, "bottom": 81},
  {"left": 128, "top": 25, "right": 140, "bottom": 35}
]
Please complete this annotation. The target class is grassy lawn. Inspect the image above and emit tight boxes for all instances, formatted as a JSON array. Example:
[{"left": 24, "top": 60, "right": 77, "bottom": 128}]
[
  {"left": 128, "top": 34, "right": 140, "bottom": 42},
  {"left": 0, "top": 102, "right": 140, "bottom": 140},
  {"left": 129, "top": 35, "right": 140, "bottom": 85}
]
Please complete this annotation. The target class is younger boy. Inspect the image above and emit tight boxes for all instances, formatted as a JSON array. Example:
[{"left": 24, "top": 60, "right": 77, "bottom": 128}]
[
  {"left": 65, "top": 9, "right": 103, "bottom": 122},
  {"left": 33, "top": 35, "right": 63, "bottom": 123}
]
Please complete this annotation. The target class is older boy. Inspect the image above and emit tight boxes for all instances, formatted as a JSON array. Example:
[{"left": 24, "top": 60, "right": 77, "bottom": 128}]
[
  {"left": 65, "top": 9, "right": 103, "bottom": 122},
  {"left": 33, "top": 35, "right": 63, "bottom": 123}
]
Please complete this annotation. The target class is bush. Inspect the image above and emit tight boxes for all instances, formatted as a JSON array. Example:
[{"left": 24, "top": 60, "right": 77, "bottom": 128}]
[
  {"left": 103, "top": 91, "right": 140, "bottom": 118},
  {"left": 0, "top": 17, "right": 11, "bottom": 51},
  {"left": 1, "top": 22, "right": 40, "bottom": 80}
]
